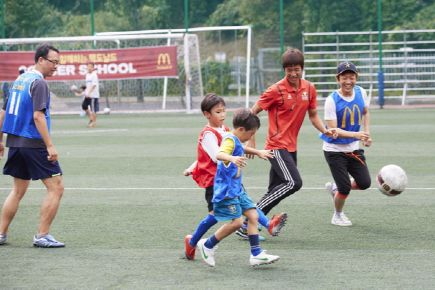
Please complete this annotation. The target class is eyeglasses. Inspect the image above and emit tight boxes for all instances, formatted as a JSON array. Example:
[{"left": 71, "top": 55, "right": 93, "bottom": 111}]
[{"left": 42, "top": 57, "right": 60, "bottom": 65}]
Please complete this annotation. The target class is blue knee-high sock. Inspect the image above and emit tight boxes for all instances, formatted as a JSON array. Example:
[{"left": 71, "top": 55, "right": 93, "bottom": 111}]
[
  {"left": 204, "top": 234, "right": 219, "bottom": 249},
  {"left": 256, "top": 208, "right": 269, "bottom": 229},
  {"left": 190, "top": 214, "right": 217, "bottom": 246},
  {"left": 248, "top": 234, "right": 262, "bottom": 256}
]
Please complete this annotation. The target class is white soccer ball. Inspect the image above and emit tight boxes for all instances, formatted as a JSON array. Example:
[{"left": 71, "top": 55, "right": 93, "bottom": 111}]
[
  {"left": 70, "top": 84, "right": 78, "bottom": 92},
  {"left": 376, "top": 164, "right": 408, "bottom": 196},
  {"left": 103, "top": 107, "right": 111, "bottom": 114}
]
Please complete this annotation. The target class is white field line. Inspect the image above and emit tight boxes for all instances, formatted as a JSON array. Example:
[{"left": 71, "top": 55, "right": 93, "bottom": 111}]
[
  {"left": 0, "top": 187, "right": 432, "bottom": 191},
  {"left": 53, "top": 129, "right": 129, "bottom": 135}
]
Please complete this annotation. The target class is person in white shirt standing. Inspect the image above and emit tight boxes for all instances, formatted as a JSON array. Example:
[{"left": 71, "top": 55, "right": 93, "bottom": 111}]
[{"left": 85, "top": 63, "right": 99, "bottom": 127}]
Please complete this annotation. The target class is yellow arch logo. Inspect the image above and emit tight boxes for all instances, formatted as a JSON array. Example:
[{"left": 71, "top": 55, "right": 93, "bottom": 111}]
[
  {"left": 157, "top": 53, "right": 171, "bottom": 65},
  {"left": 341, "top": 104, "right": 362, "bottom": 128}
]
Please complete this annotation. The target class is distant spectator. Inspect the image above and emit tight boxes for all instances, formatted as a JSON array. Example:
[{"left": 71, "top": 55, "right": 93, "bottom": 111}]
[
  {"left": 85, "top": 63, "right": 99, "bottom": 127},
  {"left": 73, "top": 84, "right": 96, "bottom": 127}
]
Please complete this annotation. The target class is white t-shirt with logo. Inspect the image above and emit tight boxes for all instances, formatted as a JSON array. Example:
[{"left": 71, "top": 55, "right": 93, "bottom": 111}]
[
  {"left": 85, "top": 70, "right": 100, "bottom": 99},
  {"left": 323, "top": 86, "right": 370, "bottom": 152}
]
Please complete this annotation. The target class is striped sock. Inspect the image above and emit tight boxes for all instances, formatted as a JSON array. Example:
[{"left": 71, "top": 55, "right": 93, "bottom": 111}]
[{"left": 248, "top": 234, "right": 262, "bottom": 256}]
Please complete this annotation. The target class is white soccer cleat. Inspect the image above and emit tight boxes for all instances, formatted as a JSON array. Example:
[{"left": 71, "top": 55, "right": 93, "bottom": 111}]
[
  {"left": 197, "top": 239, "right": 216, "bottom": 267},
  {"left": 249, "top": 250, "right": 280, "bottom": 266},
  {"left": 331, "top": 213, "right": 352, "bottom": 227},
  {"left": 325, "top": 182, "right": 338, "bottom": 199}
]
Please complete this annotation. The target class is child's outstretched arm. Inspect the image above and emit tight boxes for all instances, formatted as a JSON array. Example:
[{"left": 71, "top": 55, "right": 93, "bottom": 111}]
[
  {"left": 183, "top": 160, "right": 197, "bottom": 176},
  {"left": 325, "top": 118, "right": 370, "bottom": 142},
  {"left": 333, "top": 127, "right": 370, "bottom": 141},
  {"left": 244, "top": 147, "right": 273, "bottom": 160},
  {"left": 216, "top": 152, "right": 247, "bottom": 168}
]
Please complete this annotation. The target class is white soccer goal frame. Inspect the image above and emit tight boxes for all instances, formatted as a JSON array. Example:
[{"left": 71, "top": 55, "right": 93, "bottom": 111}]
[{"left": 97, "top": 25, "right": 253, "bottom": 109}]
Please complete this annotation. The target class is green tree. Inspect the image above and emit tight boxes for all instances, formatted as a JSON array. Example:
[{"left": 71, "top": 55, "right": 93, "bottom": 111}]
[
  {"left": 105, "top": 0, "right": 171, "bottom": 30},
  {"left": 3, "top": 0, "right": 435, "bottom": 48},
  {"left": 48, "top": 0, "right": 105, "bottom": 15},
  {"left": 302, "top": 0, "right": 371, "bottom": 33},
  {"left": 5, "top": 0, "right": 62, "bottom": 37},
  {"left": 208, "top": 0, "right": 305, "bottom": 48}
]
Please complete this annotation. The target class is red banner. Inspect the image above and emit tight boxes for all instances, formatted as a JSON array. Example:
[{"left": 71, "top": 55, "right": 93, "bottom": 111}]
[{"left": 0, "top": 46, "right": 178, "bottom": 81}]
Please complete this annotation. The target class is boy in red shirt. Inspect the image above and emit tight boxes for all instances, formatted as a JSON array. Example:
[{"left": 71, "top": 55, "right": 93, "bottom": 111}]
[{"left": 184, "top": 94, "right": 287, "bottom": 260}]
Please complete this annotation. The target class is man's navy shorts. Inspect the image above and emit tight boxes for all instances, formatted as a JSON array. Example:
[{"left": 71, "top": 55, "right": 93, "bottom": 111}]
[{"left": 3, "top": 147, "right": 63, "bottom": 180}]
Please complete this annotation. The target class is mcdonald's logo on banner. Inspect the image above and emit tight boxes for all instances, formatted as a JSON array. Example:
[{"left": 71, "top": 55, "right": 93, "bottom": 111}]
[
  {"left": 0, "top": 46, "right": 178, "bottom": 81},
  {"left": 341, "top": 104, "right": 362, "bottom": 128},
  {"left": 157, "top": 53, "right": 173, "bottom": 70}
]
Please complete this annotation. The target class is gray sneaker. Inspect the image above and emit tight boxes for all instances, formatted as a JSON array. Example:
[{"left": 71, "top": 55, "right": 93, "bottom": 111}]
[
  {"left": 235, "top": 226, "right": 249, "bottom": 240},
  {"left": 0, "top": 233, "right": 7, "bottom": 245},
  {"left": 33, "top": 234, "right": 65, "bottom": 248},
  {"left": 235, "top": 227, "right": 266, "bottom": 241}
]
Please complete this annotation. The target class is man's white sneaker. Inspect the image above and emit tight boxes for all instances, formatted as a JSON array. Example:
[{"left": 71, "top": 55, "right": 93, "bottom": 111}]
[
  {"left": 249, "top": 250, "right": 280, "bottom": 266},
  {"left": 197, "top": 239, "right": 216, "bottom": 267},
  {"left": 33, "top": 234, "right": 65, "bottom": 248},
  {"left": 325, "top": 182, "right": 338, "bottom": 199},
  {"left": 331, "top": 213, "right": 352, "bottom": 226},
  {"left": 0, "top": 233, "right": 7, "bottom": 245}
]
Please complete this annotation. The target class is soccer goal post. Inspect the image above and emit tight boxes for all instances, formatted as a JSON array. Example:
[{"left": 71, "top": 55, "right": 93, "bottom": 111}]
[{"left": 97, "top": 25, "right": 253, "bottom": 109}]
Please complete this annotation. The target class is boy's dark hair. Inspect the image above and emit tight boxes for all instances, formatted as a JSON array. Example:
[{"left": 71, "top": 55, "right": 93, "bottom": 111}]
[
  {"left": 233, "top": 108, "right": 260, "bottom": 131},
  {"left": 34, "top": 43, "right": 59, "bottom": 63},
  {"left": 282, "top": 48, "right": 304, "bottom": 69},
  {"left": 80, "top": 85, "right": 87, "bottom": 91},
  {"left": 201, "top": 93, "right": 225, "bottom": 113}
]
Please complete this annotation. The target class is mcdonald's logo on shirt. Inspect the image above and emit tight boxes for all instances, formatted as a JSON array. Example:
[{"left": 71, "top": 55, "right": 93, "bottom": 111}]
[
  {"left": 157, "top": 53, "right": 173, "bottom": 70},
  {"left": 341, "top": 104, "right": 362, "bottom": 128}
]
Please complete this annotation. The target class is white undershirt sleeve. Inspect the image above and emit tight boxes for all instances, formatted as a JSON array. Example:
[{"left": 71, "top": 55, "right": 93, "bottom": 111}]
[
  {"left": 361, "top": 87, "right": 370, "bottom": 107},
  {"left": 201, "top": 131, "right": 220, "bottom": 163},
  {"left": 324, "top": 94, "right": 337, "bottom": 121}
]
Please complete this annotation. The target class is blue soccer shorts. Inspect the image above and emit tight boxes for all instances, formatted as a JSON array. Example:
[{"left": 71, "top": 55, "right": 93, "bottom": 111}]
[
  {"left": 213, "top": 191, "right": 256, "bottom": 222},
  {"left": 3, "top": 147, "right": 63, "bottom": 180}
]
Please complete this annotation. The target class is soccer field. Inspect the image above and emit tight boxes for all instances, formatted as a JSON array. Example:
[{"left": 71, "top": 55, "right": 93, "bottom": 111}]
[{"left": 0, "top": 108, "right": 434, "bottom": 289}]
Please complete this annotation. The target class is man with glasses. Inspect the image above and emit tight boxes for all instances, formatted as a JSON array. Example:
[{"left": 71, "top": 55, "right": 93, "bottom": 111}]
[{"left": 0, "top": 43, "right": 65, "bottom": 248}]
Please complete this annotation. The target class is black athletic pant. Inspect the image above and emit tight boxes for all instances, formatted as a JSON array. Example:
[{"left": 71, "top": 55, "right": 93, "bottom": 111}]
[
  {"left": 257, "top": 149, "right": 303, "bottom": 215},
  {"left": 323, "top": 149, "right": 371, "bottom": 196}
]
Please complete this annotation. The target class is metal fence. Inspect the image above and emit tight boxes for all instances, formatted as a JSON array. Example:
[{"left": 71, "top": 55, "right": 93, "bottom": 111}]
[
  {"left": 255, "top": 29, "right": 435, "bottom": 105},
  {"left": 302, "top": 29, "right": 435, "bottom": 105}
]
